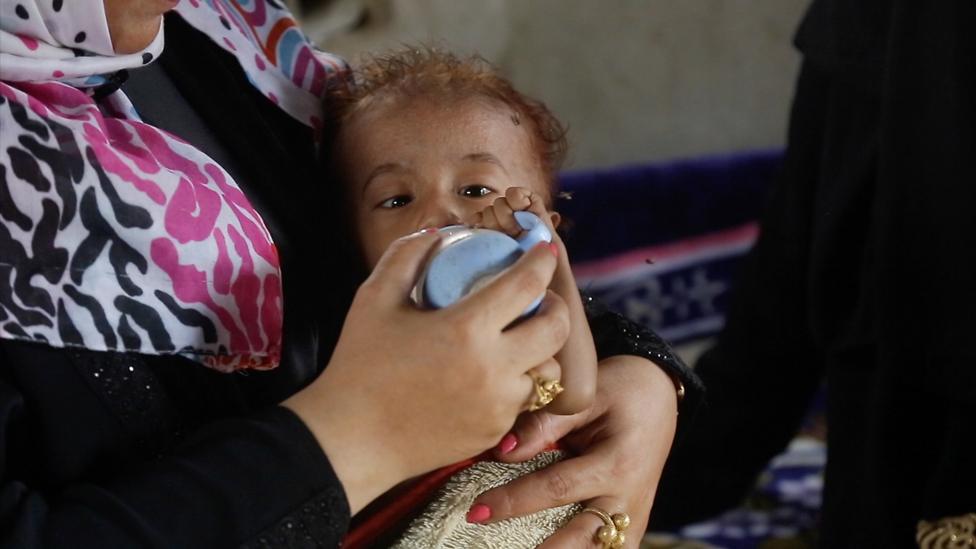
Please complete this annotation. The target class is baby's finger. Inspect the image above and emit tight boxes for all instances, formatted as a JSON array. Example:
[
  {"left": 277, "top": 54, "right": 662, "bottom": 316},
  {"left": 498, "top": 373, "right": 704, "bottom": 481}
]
[
  {"left": 492, "top": 196, "right": 523, "bottom": 236},
  {"left": 504, "top": 187, "right": 533, "bottom": 210},
  {"left": 478, "top": 205, "right": 503, "bottom": 231},
  {"left": 527, "top": 192, "right": 552, "bottom": 221},
  {"left": 470, "top": 210, "right": 485, "bottom": 228}
]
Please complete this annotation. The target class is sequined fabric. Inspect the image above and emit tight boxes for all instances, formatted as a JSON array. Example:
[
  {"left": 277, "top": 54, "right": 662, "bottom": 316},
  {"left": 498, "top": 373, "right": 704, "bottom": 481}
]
[
  {"left": 243, "top": 488, "right": 352, "bottom": 549},
  {"left": 70, "top": 349, "right": 177, "bottom": 454},
  {"left": 582, "top": 292, "right": 703, "bottom": 418}
]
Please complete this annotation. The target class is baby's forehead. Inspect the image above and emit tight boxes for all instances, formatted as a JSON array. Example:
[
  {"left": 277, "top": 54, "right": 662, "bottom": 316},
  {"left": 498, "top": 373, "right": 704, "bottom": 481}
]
[
  {"left": 349, "top": 93, "right": 518, "bottom": 128},
  {"left": 337, "top": 95, "right": 551, "bottom": 191},
  {"left": 345, "top": 97, "right": 542, "bottom": 155}
]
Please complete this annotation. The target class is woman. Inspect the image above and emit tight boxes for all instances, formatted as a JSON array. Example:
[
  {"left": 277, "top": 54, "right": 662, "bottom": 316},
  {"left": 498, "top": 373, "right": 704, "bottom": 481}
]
[
  {"left": 0, "top": 1, "right": 701, "bottom": 547},
  {"left": 651, "top": 1, "right": 975, "bottom": 547}
]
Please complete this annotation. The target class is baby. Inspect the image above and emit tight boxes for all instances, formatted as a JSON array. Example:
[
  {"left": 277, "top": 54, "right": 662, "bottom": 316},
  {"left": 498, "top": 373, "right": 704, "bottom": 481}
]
[
  {"left": 325, "top": 47, "right": 596, "bottom": 417},
  {"left": 324, "top": 47, "right": 597, "bottom": 547}
]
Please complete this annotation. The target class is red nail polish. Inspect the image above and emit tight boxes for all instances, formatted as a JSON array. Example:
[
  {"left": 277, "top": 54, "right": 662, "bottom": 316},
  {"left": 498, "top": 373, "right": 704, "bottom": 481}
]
[
  {"left": 548, "top": 242, "right": 559, "bottom": 258},
  {"left": 466, "top": 503, "right": 492, "bottom": 524},
  {"left": 420, "top": 227, "right": 438, "bottom": 234},
  {"left": 498, "top": 433, "right": 518, "bottom": 454}
]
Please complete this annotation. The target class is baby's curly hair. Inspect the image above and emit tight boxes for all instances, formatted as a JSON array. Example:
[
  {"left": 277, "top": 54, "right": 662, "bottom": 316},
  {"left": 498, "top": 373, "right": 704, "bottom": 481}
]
[{"left": 323, "top": 46, "right": 569, "bottom": 194}]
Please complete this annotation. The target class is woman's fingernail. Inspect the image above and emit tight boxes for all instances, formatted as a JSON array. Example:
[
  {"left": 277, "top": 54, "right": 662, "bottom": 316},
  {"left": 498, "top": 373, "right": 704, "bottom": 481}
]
[
  {"left": 497, "top": 433, "right": 518, "bottom": 454},
  {"left": 548, "top": 242, "right": 559, "bottom": 258},
  {"left": 466, "top": 503, "right": 492, "bottom": 524},
  {"left": 420, "top": 227, "right": 438, "bottom": 234}
]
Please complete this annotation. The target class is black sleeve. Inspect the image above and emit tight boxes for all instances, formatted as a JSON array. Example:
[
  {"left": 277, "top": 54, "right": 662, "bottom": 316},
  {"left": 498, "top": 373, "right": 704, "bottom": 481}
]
[
  {"left": 646, "top": 90, "right": 827, "bottom": 526},
  {"left": 0, "top": 341, "right": 350, "bottom": 549},
  {"left": 582, "top": 293, "right": 704, "bottom": 429},
  {"left": 647, "top": 239, "right": 824, "bottom": 528},
  {"left": 648, "top": 338, "right": 823, "bottom": 529}
]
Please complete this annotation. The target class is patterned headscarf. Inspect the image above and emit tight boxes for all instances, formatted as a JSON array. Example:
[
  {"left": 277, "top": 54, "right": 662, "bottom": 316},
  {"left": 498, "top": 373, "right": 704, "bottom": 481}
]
[{"left": 0, "top": 0, "right": 345, "bottom": 371}]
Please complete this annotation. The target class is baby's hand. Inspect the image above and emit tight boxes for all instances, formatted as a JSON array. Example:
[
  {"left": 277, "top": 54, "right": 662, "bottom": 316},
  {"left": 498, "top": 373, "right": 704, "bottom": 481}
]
[
  {"left": 474, "top": 187, "right": 554, "bottom": 237},
  {"left": 475, "top": 187, "right": 597, "bottom": 416}
]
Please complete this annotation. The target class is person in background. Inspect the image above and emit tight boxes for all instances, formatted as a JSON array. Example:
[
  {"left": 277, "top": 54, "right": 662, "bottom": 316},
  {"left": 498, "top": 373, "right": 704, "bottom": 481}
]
[{"left": 650, "top": 1, "right": 975, "bottom": 547}]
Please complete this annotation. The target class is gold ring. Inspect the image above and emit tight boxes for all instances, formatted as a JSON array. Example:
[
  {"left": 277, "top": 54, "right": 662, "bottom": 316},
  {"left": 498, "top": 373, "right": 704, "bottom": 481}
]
[
  {"left": 527, "top": 371, "right": 563, "bottom": 411},
  {"left": 582, "top": 507, "right": 630, "bottom": 549}
]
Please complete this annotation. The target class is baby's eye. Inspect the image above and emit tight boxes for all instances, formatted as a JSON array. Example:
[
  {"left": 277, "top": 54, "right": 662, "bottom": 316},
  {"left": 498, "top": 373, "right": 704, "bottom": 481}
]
[
  {"left": 459, "top": 185, "right": 495, "bottom": 199},
  {"left": 379, "top": 195, "right": 412, "bottom": 209}
]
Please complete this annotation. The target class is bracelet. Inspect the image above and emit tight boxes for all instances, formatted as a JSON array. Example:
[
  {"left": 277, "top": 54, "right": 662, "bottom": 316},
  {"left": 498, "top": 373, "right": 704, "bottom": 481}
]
[
  {"left": 664, "top": 368, "right": 686, "bottom": 403},
  {"left": 660, "top": 367, "right": 685, "bottom": 415}
]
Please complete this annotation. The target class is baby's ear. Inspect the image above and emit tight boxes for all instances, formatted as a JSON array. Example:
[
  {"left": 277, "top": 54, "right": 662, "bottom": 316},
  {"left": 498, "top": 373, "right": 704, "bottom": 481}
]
[{"left": 549, "top": 211, "right": 562, "bottom": 229}]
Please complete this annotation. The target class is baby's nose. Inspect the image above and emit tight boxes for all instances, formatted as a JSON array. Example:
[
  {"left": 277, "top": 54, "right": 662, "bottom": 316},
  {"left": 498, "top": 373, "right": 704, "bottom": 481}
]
[{"left": 418, "top": 209, "right": 463, "bottom": 230}]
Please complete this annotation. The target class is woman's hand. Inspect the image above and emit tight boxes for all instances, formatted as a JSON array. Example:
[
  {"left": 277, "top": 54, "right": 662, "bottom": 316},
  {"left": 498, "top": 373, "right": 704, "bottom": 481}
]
[
  {"left": 475, "top": 187, "right": 598, "bottom": 415},
  {"left": 468, "top": 355, "right": 679, "bottom": 548},
  {"left": 283, "top": 229, "right": 570, "bottom": 513}
]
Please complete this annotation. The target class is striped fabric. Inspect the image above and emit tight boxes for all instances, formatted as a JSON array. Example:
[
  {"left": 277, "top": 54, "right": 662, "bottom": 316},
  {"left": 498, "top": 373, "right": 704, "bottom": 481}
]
[{"left": 562, "top": 149, "right": 783, "bottom": 344}]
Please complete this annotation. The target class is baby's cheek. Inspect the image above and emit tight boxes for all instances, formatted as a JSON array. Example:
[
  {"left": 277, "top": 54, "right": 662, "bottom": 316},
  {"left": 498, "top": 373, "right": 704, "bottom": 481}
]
[
  {"left": 369, "top": 233, "right": 401, "bottom": 270},
  {"left": 355, "top": 221, "right": 387, "bottom": 271},
  {"left": 364, "top": 247, "right": 383, "bottom": 271}
]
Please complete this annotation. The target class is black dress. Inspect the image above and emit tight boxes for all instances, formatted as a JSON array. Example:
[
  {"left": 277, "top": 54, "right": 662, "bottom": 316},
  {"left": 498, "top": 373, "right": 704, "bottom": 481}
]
[
  {"left": 0, "top": 14, "right": 701, "bottom": 548},
  {"left": 651, "top": 1, "right": 976, "bottom": 547}
]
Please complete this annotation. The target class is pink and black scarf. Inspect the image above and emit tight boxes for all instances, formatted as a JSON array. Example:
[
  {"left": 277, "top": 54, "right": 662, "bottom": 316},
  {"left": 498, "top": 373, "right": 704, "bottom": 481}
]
[{"left": 0, "top": 0, "right": 345, "bottom": 371}]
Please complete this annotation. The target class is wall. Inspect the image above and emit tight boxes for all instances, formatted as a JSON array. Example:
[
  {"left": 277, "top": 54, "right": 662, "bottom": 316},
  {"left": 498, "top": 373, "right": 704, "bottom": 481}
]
[{"left": 299, "top": 0, "right": 810, "bottom": 170}]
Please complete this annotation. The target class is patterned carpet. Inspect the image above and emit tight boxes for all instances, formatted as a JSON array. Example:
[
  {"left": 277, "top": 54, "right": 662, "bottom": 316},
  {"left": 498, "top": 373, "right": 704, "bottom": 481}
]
[{"left": 642, "top": 435, "right": 824, "bottom": 549}]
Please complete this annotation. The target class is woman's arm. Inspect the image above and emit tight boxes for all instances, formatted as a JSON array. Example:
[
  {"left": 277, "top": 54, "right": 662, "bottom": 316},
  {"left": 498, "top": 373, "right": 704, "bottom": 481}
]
[
  {"left": 0, "top": 341, "right": 350, "bottom": 549},
  {"left": 2, "top": 229, "right": 571, "bottom": 547}
]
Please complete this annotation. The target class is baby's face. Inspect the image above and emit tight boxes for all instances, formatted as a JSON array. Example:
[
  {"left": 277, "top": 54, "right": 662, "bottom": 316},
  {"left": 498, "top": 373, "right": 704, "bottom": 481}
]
[{"left": 338, "top": 96, "right": 549, "bottom": 269}]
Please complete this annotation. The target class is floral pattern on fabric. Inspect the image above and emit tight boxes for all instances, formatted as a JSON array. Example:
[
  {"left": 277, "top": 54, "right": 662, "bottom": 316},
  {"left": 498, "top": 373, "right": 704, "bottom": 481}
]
[
  {"left": 176, "top": 0, "right": 347, "bottom": 129},
  {"left": 0, "top": 0, "right": 344, "bottom": 371}
]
